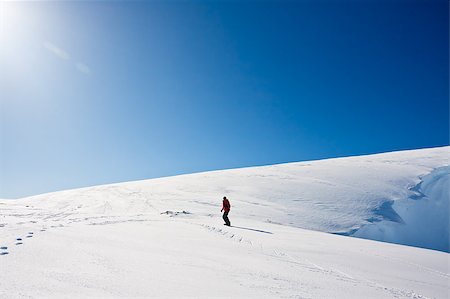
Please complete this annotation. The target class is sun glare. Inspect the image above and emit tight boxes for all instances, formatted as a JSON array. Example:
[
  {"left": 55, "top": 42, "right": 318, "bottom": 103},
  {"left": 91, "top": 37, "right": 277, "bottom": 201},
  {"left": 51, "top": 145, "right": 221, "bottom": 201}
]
[{"left": 0, "top": 2, "right": 27, "bottom": 46}]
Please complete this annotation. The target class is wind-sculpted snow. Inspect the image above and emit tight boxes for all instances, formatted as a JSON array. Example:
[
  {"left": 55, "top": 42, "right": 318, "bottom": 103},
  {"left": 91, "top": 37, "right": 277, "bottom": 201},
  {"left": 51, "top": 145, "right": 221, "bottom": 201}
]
[
  {"left": 18, "top": 146, "right": 449, "bottom": 251},
  {"left": 354, "top": 166, "right": 450, "bottom": 252},
  {"left": 0, "top": 147, "right": 449, "bottom": 298}
]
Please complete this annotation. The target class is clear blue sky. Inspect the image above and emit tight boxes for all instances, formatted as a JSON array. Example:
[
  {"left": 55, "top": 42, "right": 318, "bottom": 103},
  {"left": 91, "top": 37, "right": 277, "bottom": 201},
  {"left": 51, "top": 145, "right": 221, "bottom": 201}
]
[{"left": 1, "top": 0, "right": 448, "bottom": 198}]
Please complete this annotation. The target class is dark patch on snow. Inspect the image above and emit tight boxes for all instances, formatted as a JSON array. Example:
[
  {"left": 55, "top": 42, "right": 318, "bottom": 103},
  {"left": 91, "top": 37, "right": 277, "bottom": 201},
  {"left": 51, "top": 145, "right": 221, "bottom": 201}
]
[
  {"left": 409, "top": 183, "right": 426, "bottom": 200},
  {"left": 161, "top": 210, "right": 191, "bottom": 217},
  {"left": 336, "top": 201, "right": 404, "bottom": 237},
  {"left": 373, "top": 201, "right": 404, "bottom": 224},
  {"left": 333, "top": 228, "right": 359, "bottom": 237},
  {"left": 265, "top": 219, "right": 283, "bottom": 226},
  {"left": 366, "top": 217, "right": 380, "bottom": 223},
  {"left": 0, "top": 252, "right": 9, "bottom": 255},
  {"left": 231, "top": 226, "right": 273, "bottom": 234}
]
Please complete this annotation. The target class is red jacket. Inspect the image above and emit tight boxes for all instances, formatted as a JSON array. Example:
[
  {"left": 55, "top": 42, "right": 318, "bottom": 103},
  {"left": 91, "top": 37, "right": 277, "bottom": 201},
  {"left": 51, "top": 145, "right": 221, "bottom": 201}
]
[{"left": 222, "top": 199, "right": 231, "bottom": 212}]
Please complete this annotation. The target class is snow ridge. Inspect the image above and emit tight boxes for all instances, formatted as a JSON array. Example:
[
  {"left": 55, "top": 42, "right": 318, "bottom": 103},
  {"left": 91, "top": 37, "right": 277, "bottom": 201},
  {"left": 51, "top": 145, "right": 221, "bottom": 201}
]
[
  {"left": 353, "top": 165, "right": 450, "bottom": 252},
  {"left": 16, "top": 146, "right": 449, "bottom": 252}
]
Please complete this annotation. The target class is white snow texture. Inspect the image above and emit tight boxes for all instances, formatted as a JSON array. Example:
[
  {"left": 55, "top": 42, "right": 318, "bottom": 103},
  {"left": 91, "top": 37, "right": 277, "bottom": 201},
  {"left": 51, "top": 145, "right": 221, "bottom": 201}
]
[{"left": 0, "top": 146, "right": 449, "bottom": 298}]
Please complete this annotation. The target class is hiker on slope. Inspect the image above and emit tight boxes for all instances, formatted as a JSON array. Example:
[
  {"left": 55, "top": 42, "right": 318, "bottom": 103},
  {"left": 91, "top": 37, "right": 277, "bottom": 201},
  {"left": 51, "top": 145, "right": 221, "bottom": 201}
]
[{"left": 221, "top": 196, "right": 231, "bottom": 226}]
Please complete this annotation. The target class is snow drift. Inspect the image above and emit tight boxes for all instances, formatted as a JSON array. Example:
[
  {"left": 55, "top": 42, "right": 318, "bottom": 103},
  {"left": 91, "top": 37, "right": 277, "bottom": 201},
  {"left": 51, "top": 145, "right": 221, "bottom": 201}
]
[
  {"left": 18, "top": 146, "right": 450, "bottom": 252},
  {"left": 353, "top": 165, "right": 450, "bottom": 252}
]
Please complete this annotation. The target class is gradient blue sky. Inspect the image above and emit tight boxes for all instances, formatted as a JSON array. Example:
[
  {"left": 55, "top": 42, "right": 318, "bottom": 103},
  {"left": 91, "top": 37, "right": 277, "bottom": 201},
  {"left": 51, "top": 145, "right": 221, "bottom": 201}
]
[{"left": 1, "top": 0, "right": 448, "bottom": 198}]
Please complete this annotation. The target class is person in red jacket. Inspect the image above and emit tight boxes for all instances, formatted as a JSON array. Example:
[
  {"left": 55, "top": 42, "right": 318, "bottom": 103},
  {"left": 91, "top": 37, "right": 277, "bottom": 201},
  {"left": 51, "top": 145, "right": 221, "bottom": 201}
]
[{"left": 221, "top": 196, "right": 231, "bottom": 226}]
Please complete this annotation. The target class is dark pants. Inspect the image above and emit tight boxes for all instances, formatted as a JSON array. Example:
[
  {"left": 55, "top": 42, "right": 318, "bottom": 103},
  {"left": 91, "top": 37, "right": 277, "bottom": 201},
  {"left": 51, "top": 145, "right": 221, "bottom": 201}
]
[{"left": 222, "top": 211, "right": 231, "bottom": 226}]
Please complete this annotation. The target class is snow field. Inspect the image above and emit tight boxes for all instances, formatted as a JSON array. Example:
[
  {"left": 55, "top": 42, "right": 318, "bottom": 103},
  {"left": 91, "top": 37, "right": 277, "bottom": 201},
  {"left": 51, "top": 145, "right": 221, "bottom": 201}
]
[{"left": 1, "top": 146, "right": 449, "bottom": 298}]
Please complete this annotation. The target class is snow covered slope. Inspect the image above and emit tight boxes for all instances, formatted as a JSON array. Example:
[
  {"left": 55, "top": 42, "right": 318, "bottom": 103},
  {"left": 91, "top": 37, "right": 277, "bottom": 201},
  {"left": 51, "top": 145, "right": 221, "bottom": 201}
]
[
  {"left": 0, "top": 146, "right": 449, "bottom": 298},
  {"left": 15, "top": 146, "right": 450, "bottom": 251}
]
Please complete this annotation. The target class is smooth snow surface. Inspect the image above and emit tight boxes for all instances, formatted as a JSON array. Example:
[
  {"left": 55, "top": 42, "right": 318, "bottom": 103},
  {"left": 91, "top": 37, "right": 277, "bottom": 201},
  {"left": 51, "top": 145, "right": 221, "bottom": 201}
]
[{"left": 0, "top": 147, "right": 449, "bottom": 298}]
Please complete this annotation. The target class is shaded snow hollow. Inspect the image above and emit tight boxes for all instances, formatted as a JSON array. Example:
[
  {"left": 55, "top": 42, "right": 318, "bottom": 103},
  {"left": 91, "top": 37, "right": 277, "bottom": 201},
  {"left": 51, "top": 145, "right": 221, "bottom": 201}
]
[
  {"left": 353, "top": 166, "right": 450, "bottom": 252},
  {"left": 18, "top": 146, "right": 449, "bottom": 252}
]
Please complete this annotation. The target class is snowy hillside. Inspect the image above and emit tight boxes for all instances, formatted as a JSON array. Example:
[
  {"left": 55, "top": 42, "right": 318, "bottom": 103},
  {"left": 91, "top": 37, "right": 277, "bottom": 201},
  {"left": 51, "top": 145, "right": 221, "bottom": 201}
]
[
  {"left": 0, "top": 146, "right": 449, "bottom": 298},
  {"left": 15, "top": 146, "right": 450, "bottom": 251}
]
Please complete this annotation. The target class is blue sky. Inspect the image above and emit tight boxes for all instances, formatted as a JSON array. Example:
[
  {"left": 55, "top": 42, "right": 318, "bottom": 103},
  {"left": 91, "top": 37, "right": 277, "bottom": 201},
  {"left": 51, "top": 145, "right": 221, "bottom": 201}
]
[{"left": 0, "top": 0, "right": 448, "bottom": 198}]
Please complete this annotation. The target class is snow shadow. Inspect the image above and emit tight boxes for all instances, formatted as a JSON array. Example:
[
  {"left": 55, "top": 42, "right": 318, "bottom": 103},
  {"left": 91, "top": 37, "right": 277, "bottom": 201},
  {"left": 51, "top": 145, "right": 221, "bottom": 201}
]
[
  {"left": 232, "top": 226, "right": 273, "bottom": 234},
  {"left": 371, "top": 201, "right": 404, "bottom": 224},
  {"left": 353, "top": 166, "right": 450, "bottom": 252}
]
